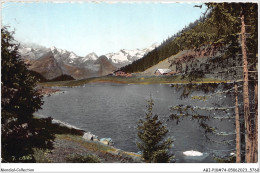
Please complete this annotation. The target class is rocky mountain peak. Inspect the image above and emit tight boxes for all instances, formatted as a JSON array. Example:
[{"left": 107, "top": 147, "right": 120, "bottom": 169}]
[
  {"left": 18, "top": 42, "right": 157, "bottom": 79},
  {"left": 84, "top": 52, "right": 98, "bottom": 61}
]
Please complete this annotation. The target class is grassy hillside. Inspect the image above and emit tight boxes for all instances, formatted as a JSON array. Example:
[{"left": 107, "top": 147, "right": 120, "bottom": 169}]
[{"left": 141, "top": 50, "right": 189, "bottom": 75}]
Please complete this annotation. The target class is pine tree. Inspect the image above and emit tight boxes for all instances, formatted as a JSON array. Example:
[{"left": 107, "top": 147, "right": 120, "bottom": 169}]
[
  {"left": 170, "top": 3, "right": 258, "bottom": 162},
  {"left": 136, "top": 98, "right": 174, "bottom": 163},
  {"left": 1, "top": 27, "right": 54, "bottom": 162}
]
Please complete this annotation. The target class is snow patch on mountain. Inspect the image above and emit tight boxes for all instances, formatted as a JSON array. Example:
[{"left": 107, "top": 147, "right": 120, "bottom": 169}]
[
  {"left": 18, "top": 45, "right": 48, "bottom": 59},
  {"left": 84, "top": 52, "right": 98, "bottom": 61},
  {"left": 105, "top": 43, "right": 158, "bottom": 66}
]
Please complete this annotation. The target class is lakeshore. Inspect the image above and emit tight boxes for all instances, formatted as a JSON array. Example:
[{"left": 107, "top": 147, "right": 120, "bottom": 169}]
[
  {"left": 37, "top": 87, "right": 64, "bottom": 96},
  {"left": 33, "top": 113, "right": 142, "bottom": 163},
  {"left": 38, "top": 75, "right": 228, "bottom": 87}
]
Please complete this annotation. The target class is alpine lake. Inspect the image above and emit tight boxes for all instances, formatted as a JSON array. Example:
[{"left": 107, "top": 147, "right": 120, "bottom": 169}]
[{"left": 36, "top": 82, "right": 235, "bottom": 163}]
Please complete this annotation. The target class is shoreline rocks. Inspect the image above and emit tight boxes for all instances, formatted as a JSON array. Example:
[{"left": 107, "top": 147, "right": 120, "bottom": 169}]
[
  {"left": 83, "top": 132, "right": 99, "bottom": 142},
  {"left": 37, "top": 86, "right": 65, "bottom": 96},
  {"left": 48, "top": 116, "right": 114, "bottom": 147},
  {"left": 100, "top": 138, "right": 113, "bottom": 146}
]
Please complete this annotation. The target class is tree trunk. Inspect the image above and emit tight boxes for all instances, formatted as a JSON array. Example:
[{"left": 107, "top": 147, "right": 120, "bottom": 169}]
[
  {"left": 253, "top": 82, "right": 258, "bottom": 162},
  {"left": 241, "top": 13, "right": 253, "bottom": 163},
  {"left": 235, "top": 83, "right": 241, "bottom": 163}
]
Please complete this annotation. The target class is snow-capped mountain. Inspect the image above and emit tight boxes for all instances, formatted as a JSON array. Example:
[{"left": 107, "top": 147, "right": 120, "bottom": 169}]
[
  {"left": 18, "top": 45, "right": 116, "bottom": 79},
  {"left": 18, "top": 45, "right": 48, "bottom": 60},
  {"left": 105, "top": 43, "right": 158, "bottom": 67},
  {"left": 84, "top": 52, "right": 99, "bottom": 61},
  {"left": 19, "top": 42, "right": 158, "bottom": 68},
  {"left": 47, "top": 47, "right": 100, "bottom": 66},
  {"left": 49, "top": 46, "right": 83, "bottom": 65},
  {"left": 18, "top": 42, "right": 158, "bottom": 79}
]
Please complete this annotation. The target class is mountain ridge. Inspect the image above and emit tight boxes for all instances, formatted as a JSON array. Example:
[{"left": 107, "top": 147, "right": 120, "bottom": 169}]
[{"left": 18, "top": 43, "right": 158, "bottom": 80}]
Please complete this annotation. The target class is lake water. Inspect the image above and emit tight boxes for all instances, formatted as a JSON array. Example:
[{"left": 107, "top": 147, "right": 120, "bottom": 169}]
[{"left": 36, "top": 83, "right": 236, "bottom": 162}]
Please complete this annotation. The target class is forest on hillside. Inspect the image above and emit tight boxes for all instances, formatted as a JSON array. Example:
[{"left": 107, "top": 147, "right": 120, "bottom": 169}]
[
  {"left": 120, "top": 3, "right": 257, "bottom": 82},
  {"left": 120, "top": 13, "right": 208, "bottom": 73}
]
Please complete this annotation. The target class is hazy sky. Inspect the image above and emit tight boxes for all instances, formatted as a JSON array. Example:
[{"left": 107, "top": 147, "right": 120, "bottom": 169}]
[{"left": 2, "top": 2, "right": 206, "bottom": 56}]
